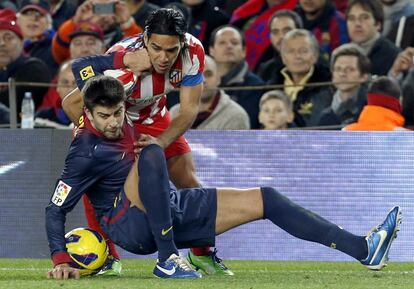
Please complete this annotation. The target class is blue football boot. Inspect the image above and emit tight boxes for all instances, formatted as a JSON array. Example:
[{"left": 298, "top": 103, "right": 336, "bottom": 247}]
[
  {"left": 360, "top": 206, "right": 401, "bottom": 270},
  {"left": 153, "top": 254, "right": 202, "bottom": 279}
]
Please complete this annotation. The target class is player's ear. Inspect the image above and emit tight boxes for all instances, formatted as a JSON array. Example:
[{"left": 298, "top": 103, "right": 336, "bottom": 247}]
[
  {"left": 144, "top": 33, "right": 149, "bottom": 47},
  {"left": 85, "top": 108, "right": 93, "bottom": 122}
]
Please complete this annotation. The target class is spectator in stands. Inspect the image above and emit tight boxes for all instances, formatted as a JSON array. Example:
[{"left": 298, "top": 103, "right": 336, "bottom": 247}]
[
  {"left": 388, "top": 47, "right": 414, "bottom": 79},
  {"left": 0, "top": 1, "right": 17, "bottom": 11},
  {"left": 258, "top": 90, "right": 294, "bottom": 129},
  {"left": 318, "top": 43, "right": 370, "bottom": 126},
  {"left": 49, "top": 0, "right": 77, "bottom": 30},
  {"left": 344, "top": 76, "right": 408, "bottom": 130},
  {"left": 0, "top": 102, "right": 10, "bottom": 125},
  {"left": 268, "top": 29, "right": 332, "bottom": 127},
  {"left": 334, "top": 0, "right": 348, "bottom": 14},
  {"left": 209, "top": 25, "right": 265, "bottom": 129},
  {"left": 181, "top": 0, "right": 230, "bottom": 51},
  {"left": 16, "top": 0, "right": 59, "bottom": 75},
  {"left": 401, "top": 68, "right": 414, "bottom": 128},
  {"left": 52, "top": 0, "right": 141, "bottom": 65},
  {"left": 68, "top": 22, "right": 105, "bottom": 60},
  {"left": 40, "top": 22, "right": 105, "bottom": 118},
  {"left": 257, "top": 9, "right": 303, "bottom": 82},
  {"left": 230, "top": 0, "right": 298, "bottom": 71},
  {"left": 35, "top": 60, "right": 74, "bottom": 127},
  {"left": 127, "top": 0, "right": 159, "bottom": 30},
  {"left": 388, "top": 47, "right": 414, "bottom": 126},
  {"left": 346, "top": 0, "right": 400, "bottom": 76},
  {"left": 385, "top": 17, "right": 414, "bottom": 51},
  {"left": 0, "top": 8, "right": 51, "bottom": 120},
  {"left": 381, "top": 0, "right": 414, "bottom": 38},
  {"left": 295, "top": 0, "right": 348, "bottom": 60},
  {"left": 170, "top": 55, "right": 250, "bottom": 129}
]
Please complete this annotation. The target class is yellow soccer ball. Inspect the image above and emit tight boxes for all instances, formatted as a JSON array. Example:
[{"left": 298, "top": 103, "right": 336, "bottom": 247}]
[{"left": 65, "top": 228, "right": 108, "bottom": 275}]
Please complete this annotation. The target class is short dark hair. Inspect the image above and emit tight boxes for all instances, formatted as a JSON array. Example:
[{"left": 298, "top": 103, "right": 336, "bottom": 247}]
[
  {"left": 82, "top": 75, "right": 125, "bottom": 112},
  {"left": 269, "top": 9, "right": 303, "bottom": 30},
  {"left": 331, "top": 43, "right": 371, "bottom": 75},
  {"left": 369, "top": 76, "right": 401, "bottom": 99},
  {"left": 209, "top": 24, "right": 245, "bottom": 48},
  {"left": 145, "top": 8, "right": 187, "bottom": 42},
  {"left": 164, "top": 2, "right": 192, "bottom": 32},
  {"left": 346, "top": 0, "right": 384, "bottom": 28}
]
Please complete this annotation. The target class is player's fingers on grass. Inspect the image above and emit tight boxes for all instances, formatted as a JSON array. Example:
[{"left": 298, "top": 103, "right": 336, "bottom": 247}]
[
  {"left": 71, "top": 269, "right": 80, "bottom": 279},
  {"left": 63, "top": 269, "right": 69, "bottom": 280},
  {"left": 46, "top": 270, "right": 53, "bottom": 279},
  {"left": 54, "top": 269, "right": 64, "bottom": 279}
]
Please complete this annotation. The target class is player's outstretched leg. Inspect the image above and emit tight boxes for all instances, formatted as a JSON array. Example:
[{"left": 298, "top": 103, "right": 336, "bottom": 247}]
[
  {"left": 360, "top": 206, "right": 401, "bottom": 270},
  {"left": 138, "top": 144, "right": 201, "bottom": 279},
  {"left": 261, "top": 187, "right": 401, "bottom": 269}
]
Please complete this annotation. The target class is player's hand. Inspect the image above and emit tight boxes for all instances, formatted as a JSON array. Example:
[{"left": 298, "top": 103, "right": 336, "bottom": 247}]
[
  {"left": 46, "top": 263, "right": 80, "bottom": 280},
  {"left": 123, "top": 49, "right": 152, "bottom": 75},
  {"left": 135, "top": 134, "right": 165, "bottom": 152},
  {"left": 73, "top": 0, "right": 94, "bottom": 24},
  {"left": 389, "top": 47, "right": 414, "bottom": 77},
  {"left": 114, "top": 0, "right": 131, "bottom": 24}
]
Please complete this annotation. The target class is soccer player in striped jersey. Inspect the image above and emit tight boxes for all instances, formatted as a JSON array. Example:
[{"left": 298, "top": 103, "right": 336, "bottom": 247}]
[{"left": 62, "top": 8, "right": 231, "bottom": 275}]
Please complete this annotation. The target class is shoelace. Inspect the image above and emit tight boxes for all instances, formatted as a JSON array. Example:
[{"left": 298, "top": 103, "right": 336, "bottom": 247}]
[
  {"left": 211, "top": 249, "right": 229, "bottom": 270},
  {"left": 367, "top": 210, "right": 400, "bottom": 238},
  {"left": 172, "top": 255, "right": 194, "bottom": 272}
]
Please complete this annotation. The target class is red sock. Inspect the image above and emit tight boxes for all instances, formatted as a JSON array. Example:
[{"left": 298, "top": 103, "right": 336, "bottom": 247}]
[
  {"left": 82, "top": 195, "right": 121, "bottom": 259},
  {"left": 106, "top": 239, "right": 120, "bottom": 259},
  {"left": 190, "top": 246, "right": 211, "bottom": 256}
]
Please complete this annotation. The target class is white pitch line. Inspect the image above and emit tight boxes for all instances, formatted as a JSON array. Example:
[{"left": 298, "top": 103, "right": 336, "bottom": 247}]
[{"left": 0, "top": 268, "right": 413, "bottom": 275}]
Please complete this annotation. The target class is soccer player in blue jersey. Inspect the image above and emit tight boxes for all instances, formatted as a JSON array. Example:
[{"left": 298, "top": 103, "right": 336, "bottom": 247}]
[
  {"left": 46, "top": 75, "right": 401, "bottom": 280},
  {"left": 64, "top": 8, "right": 231, "bottom": 275}
]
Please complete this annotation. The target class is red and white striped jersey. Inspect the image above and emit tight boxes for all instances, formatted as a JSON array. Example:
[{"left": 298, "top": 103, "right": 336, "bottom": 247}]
[{"left": 103, "top": 33, "right": 205, "bottom": 125}]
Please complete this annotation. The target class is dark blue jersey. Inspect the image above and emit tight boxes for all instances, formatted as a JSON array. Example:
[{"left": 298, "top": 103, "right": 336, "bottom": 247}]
[{"left": 45, "top": 116, "right": 136, "bottom": 262}]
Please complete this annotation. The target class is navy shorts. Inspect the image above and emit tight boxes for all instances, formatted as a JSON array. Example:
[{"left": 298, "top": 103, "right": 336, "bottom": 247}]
[{"left": 100, "top": 188, "right": 217, "bottom": 255}]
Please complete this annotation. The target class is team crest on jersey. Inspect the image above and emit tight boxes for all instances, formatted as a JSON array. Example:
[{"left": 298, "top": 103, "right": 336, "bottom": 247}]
[
  {"left": 51, "top": 180, "right": 72, "bottom": 207},
  {"left": 169, "top": 69, "right": 182, "bottom": 86},
  {"left": 80, "top": 66, "right": 95, "bottom": 80}
]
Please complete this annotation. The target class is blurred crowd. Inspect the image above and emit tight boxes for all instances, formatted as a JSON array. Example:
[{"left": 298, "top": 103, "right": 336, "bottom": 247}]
[{"left": 1, "top": 0, "right": 414, "bottom": 131}]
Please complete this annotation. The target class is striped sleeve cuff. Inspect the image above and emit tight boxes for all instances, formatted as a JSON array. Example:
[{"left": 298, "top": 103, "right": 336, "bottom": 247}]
[
  {"left": 113, "top": 51, "right": 127, "bottom": 69},
  {"left": 52, "top": 252, "right": 72, "bottom": 266}
]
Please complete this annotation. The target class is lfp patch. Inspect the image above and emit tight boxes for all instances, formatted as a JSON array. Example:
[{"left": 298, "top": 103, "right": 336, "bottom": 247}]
[
  {"left": 52, "top": 180, "right": 72, "bottom": 206},
  {"left": 80, "top": 66, "right": 95, "bottom": 80}
]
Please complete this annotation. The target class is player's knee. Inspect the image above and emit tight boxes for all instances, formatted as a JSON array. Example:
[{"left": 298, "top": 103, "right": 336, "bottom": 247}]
[
  {"left": 260, "top": 187, "right": 282, "bottom": 213},
  {"left": 138, "top": 144, "right": 166, "bottom": 171},
  {"left": 260, "top": 186, "right": 280, "bottom": 198}
]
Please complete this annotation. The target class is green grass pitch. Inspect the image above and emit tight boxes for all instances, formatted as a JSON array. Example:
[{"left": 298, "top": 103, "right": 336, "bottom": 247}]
[{"left": 0, "top": 259, "right": 412, "bottom": 289}]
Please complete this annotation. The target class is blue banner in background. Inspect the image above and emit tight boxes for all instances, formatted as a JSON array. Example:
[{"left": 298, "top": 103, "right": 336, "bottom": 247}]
[{"left": 0, "top": 130, "right": 413, "bottom": 261}]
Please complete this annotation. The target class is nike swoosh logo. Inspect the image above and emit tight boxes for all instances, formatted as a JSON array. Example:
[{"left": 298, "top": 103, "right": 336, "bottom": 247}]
[
  {"left": 370, "top": 230, "right": 387, "bottom": 264},
  {"left": 0, "top": 161, "right": 25, "bottom": 176},
  {"left": 156, "top": 264, "right": 176, "bottom": 276},
  {"left": 161, "top": 226, "right": 173, "bottom": 236}
]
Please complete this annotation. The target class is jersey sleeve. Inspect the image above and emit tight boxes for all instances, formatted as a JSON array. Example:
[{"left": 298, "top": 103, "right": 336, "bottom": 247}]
[
  {"left": 45, "top": 152, "right": 98, "bottom": 265},
  {"left": 181, "top": 34, "right": 205, "bottom": 87},
  {"left": 72, "top": 52, "right": 127, "bottom": 90}
]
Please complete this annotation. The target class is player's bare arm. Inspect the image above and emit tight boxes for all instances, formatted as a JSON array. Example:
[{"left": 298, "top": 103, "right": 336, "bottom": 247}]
[
  {"left": 62, "top": 87, "right": 84, "bottom": 125},
  {"left": 137, "top": 83, "right": 202, "bottom": 149}
]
